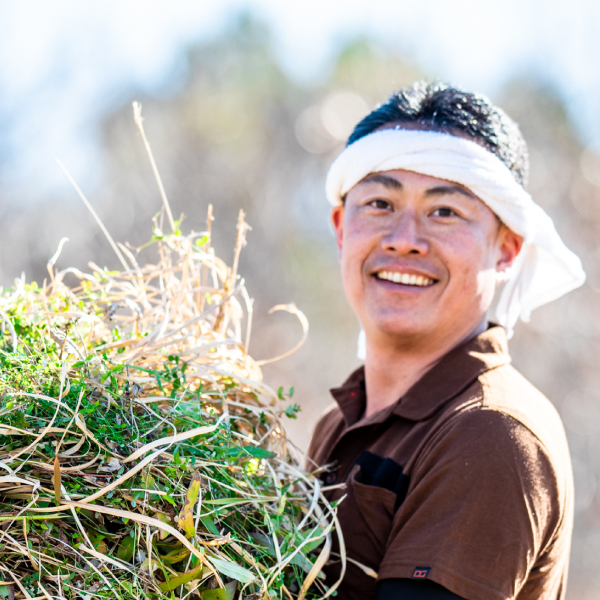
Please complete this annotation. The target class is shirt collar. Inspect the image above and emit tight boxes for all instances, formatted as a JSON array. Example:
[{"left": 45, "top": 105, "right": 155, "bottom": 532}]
[{"left": 329, "top": 324, "right": 511, "bottom": 426}]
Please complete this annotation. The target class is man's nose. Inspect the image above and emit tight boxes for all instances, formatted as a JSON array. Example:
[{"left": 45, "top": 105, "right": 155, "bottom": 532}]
[{"left": 381, "top": 211, "right": 429, "bottom": 255}]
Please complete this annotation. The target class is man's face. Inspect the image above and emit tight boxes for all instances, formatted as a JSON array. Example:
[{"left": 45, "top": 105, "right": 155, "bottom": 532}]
[{"left": 331, "top": 169, "right": 522, "bottom": 349}]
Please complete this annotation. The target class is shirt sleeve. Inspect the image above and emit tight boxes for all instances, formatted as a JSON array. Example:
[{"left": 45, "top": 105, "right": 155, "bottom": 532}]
[{"left": 378, "top": 409, "right": 566, "bottom": 600}]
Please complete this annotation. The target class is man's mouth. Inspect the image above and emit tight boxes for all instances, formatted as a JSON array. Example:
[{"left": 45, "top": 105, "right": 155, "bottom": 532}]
[{"left": 375, "top": 270, "right": 436, "bottom": 287}]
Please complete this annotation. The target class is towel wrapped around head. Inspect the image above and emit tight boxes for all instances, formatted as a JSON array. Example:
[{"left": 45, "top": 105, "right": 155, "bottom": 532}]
[{"left": 325, "top": 128, "right": 586, "bottom": 346}]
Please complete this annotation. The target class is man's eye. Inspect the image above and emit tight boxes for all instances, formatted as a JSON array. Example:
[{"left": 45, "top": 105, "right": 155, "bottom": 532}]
[
  {"left": 369, "top": 199, "right": 391, "bottom": 210},
  {"left": 432, "top": 207, "right": 456, "bottom": 217}
]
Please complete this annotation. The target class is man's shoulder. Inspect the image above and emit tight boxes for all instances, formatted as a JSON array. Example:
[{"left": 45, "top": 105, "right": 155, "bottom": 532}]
[
  {"left": 413, "top": 366, "right": 573, "bottom": 531},
  {"left": 476, "top": 363, "right": 569, "bottom": 460},
  {"left": 416, "top": 362, "right": 572, "bottom": 493}
]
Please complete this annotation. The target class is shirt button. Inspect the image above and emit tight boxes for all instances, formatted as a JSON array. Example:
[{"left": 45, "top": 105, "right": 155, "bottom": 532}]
[{"left": 323, "top": 472, "right": 337, "bottom": 485}]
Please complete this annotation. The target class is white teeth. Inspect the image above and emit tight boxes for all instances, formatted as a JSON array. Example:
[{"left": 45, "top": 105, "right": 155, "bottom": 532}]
[{"left": 376, "top": 271, "right": 434, "bottom": 286}]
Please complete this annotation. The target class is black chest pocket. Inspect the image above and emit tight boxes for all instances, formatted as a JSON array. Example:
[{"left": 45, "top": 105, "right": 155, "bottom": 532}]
[{"left": 352, "top": 451, "right": 410, "bottom": 512}]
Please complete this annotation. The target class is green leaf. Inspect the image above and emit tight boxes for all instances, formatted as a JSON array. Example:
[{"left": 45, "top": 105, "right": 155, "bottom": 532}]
[
  {"left": 155, "top": 511, "right": 172, "bottom": 539},
  {"left": 120, "top": 581, "right": 134, "bottom": 595},
  {"left": 201, "top": 581, "right": 237, "bottom": 600},
  {"left": 225, "top": 445, "right": 276, "bottom": 460},
  {"left": 208, "top": 557, "right": 255, "bottom": 583},
  {"left": 290, "top": 552, "right": 314, "bottom": 573},
  {"left": 200, "top": 515, "right": 220, "bottom": 536},
  {"left": 178, "top": 470, "right": 202, "bottom": 537},
  {"left": 277, "top": 386, "right": 284, "bottom": 399},
  {"left": 300, "top": 526, "right": 326, "bottom": 553},
  {"left": 0, "top": 585, "right": 11, "bottom": 599},
  {"left": 158, "top": 563, "right": 206, "bottom": 592},
  {"left": 116, "top": 534, "right": 135, "bottom": 562},
  {"left": 251, "top": 532, "right": 315, "bottom": 573},
  {"left": 160, "top": 548, "right": 191, "bottom": 565},
  {"left": 284, "top": 404, "right": 301, "bottom": 419}
]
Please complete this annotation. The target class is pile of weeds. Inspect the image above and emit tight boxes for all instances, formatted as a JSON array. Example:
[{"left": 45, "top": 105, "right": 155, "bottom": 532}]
[{"left": 0, "top": 103, "right": 344, "bottom": 600}]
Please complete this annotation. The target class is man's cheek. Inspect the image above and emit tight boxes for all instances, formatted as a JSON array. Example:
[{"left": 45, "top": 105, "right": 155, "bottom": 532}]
[
  {"left": 439, "top": 249, "right": 477, "bottom": 298},
  {"left": 340, "top": 253, "right": 360, "bottom": 293},
  {"left": 341, "top": 234, "right": 368, "bottom": 274}
]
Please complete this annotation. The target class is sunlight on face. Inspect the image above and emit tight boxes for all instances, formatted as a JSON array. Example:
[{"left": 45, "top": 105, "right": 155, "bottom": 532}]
[{"left": 331, "top": 169, "right": 522, "bottom": 350}]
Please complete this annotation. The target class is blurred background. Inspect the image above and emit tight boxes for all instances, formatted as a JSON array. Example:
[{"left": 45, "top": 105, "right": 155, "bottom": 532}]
[{"left": 1, "top": 1, "right": 599, "bottom": 596}]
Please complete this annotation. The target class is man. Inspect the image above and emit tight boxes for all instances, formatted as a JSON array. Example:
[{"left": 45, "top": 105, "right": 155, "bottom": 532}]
[{"left": 307, "top": 82, "right": 585, "bottom": 600}]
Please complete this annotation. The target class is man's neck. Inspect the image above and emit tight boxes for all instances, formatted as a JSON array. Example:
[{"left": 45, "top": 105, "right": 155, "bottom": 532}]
[{"left": 362, "top": 318, "right": 488, "bottom": 419}]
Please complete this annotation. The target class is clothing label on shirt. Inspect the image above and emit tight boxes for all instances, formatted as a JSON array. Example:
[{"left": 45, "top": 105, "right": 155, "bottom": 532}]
[{"left": 411, "top": 567, "right": 431, "bottom": 579}]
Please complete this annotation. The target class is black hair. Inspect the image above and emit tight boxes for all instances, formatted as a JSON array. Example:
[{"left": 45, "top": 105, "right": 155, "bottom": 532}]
[{"left": 348, "top": 81, "right": 529, "bottom": 187}]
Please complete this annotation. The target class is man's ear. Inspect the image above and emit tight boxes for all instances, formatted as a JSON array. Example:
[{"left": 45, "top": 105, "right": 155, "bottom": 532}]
[
  {"left": 331, "top": 205, "right": 345, "bottom": 256},
  {"left": 496, "top": 225, "right": 524, "bottom": 275}
]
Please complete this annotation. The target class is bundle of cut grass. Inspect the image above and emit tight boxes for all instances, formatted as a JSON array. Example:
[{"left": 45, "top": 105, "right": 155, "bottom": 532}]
[{"left": 0, "top": 104, "right": 344, "bottom": 600}]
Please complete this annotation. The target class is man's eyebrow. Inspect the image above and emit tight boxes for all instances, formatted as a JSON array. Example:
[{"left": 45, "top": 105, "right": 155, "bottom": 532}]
[
  {"left": 351, "top": 175, "right": 477, "bottom": 201},
  {"left": 425, "top": 184, "right": 477, "bottom": 200},
  {"left": 356, "top": 173, "right": 404, "bottom": 191}
]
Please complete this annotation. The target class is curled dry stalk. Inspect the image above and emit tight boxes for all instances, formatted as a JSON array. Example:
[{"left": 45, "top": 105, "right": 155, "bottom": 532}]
[{"left": 0, "top": 103, "right": 344, "bottom": 600}]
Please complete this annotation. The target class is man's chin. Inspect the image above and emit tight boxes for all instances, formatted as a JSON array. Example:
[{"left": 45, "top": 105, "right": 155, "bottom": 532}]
[
  {"left": 363, "top": 310, "right": 487, "bottom": 352},
  {"left": 365, "top": 319, "right": 436, "bottom": 344}
]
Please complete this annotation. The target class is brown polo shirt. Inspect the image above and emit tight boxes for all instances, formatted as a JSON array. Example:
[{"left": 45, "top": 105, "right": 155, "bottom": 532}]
[{"left": 307, "top": 325, "right": 573, "bottom": 600}]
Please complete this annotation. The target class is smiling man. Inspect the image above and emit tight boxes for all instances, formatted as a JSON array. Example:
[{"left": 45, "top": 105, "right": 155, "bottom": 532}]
[{"left": 307, "top": 83, "right": 585, "bottom": 600}]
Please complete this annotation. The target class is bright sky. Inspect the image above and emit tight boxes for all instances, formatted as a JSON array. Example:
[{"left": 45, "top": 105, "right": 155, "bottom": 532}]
[{"left": 0, "top": 0, "right": 598, "bottom": 195}]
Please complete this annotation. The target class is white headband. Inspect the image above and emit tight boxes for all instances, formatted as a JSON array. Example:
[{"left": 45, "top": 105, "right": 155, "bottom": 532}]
[{"left": 326, "top": 129, "right": 585, "bottom": 341}]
